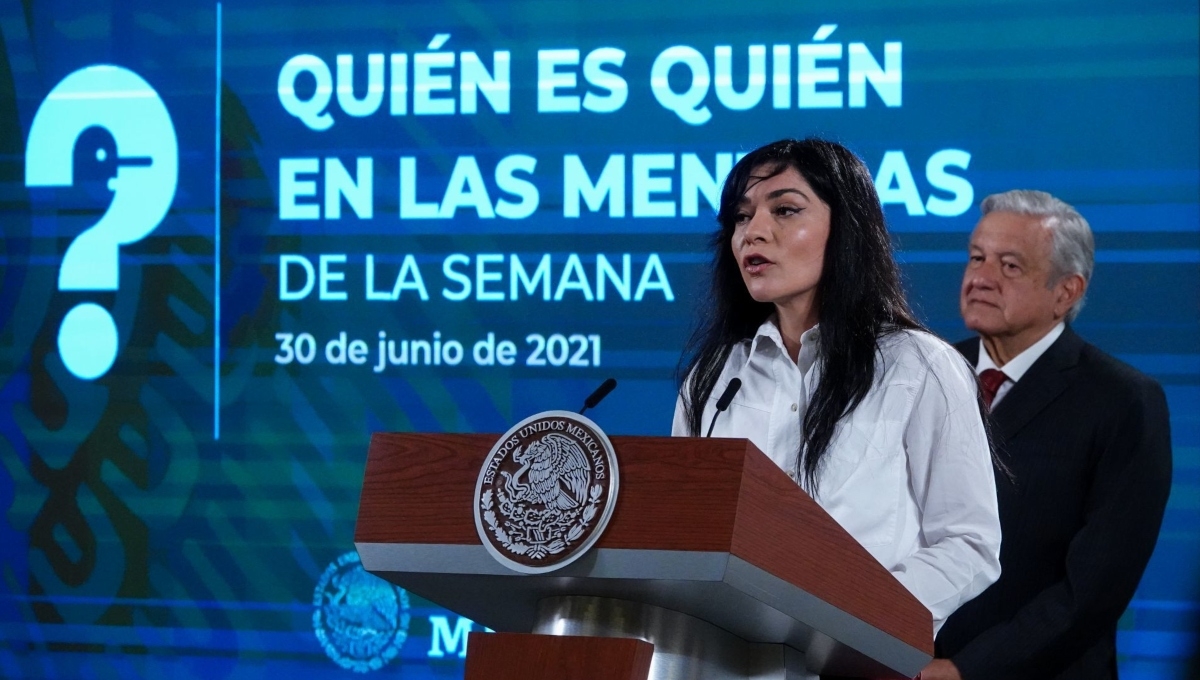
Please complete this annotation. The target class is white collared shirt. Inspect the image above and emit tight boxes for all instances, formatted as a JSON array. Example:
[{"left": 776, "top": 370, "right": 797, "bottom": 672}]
[
  {"left": 672, "top": 321, "right": 1002, "bottom": 633},
  {"left": 975, "top": 322, "right": 1065, "bottom": 407}
]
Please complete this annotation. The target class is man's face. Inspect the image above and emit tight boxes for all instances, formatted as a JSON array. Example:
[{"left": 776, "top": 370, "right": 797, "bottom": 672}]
[{"left": 960, "top": 211, "right": 1065, "bottom": 342}]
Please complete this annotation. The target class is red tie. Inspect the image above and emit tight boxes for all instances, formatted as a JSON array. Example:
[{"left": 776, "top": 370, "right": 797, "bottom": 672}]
[{"left": 979, "top": 368, "right": 1009, "bottom": 409}]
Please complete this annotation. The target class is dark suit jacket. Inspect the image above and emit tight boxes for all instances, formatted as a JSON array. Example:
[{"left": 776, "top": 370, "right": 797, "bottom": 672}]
[{"left": 936, "top": 326, "right": 1172, "bottom": 680}]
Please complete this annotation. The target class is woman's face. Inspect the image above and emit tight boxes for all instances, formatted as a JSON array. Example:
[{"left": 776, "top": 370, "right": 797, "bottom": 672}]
[{"left": 731, "top": 165, "right": 831, "bottom": 313}]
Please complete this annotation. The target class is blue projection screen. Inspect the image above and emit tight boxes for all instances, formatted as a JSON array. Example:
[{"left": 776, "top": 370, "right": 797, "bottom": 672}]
[{"left": 0, "top": 0, "right": 1197, "bottom": 678}]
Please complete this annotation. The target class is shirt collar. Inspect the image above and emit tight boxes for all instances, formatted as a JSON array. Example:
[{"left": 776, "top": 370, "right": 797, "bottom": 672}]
[
  {"left": 750, "top": 316, "right": 822, "bottom": 375},
  {"left": 976, "top": 322, "right": 1065, "bottom": 382}
]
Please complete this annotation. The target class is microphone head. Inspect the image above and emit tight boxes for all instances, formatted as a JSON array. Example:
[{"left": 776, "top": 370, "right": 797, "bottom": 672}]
[
  {"left": 715, "top": 378, "right": 742, "bottom": 411},
  {"left": 584, "top": 378, "right": 618, "bottom": 409}
]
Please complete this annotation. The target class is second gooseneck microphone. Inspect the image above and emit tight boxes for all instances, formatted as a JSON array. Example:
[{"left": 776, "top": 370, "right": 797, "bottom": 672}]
[
  {"left": 579, "top": 378, "right": 618, "bottom": 415},
  {"left": 705, "top": 378, "right": 742, "bottom": 437}
]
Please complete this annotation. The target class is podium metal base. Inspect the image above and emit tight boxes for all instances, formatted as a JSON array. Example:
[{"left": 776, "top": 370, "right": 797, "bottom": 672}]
[{"left": 533, "top": 596, "right": 817, "bottom": 680}]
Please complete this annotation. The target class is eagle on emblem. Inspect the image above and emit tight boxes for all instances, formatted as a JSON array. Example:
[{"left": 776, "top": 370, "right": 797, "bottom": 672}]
[{"left": 501, "top": 433, "right": 591, "bottom": 510}]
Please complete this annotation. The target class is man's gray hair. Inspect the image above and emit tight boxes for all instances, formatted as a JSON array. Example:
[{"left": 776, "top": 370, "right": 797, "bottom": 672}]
[{"left": 980, "top": 189, "right": 1095, "bottom": 322}]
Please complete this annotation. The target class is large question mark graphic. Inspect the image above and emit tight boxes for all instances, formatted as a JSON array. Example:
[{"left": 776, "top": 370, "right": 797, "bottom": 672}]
[{"left": 25, "top": 65, "right": 178, "bottom": 380}]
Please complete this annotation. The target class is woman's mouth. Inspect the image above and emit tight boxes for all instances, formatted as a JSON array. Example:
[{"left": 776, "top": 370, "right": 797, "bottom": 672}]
[{"left": 743, "top": 254, "right": 772, "bottom": 274}]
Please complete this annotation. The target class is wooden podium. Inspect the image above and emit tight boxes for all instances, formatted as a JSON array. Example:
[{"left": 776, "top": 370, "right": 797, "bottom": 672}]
[{"left": 355, "top": 433, "right": 932, "bottom": 679}]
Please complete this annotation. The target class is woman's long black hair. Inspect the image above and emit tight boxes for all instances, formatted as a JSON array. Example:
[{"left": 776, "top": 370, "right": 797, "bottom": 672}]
[{"left": 679, "top": 138, "right": 926, "bottom": 493}]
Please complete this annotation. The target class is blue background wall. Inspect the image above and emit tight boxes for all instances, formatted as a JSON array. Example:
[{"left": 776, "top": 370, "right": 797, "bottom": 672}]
[{"left": 1, "top": 0, "right": 1197, "bottom": 677}]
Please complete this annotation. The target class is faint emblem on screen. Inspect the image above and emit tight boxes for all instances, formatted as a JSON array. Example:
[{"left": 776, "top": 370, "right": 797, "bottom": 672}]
[
  {"left": 474, "top": 410, "right": 620, "bottom": 573},
  {"left": 313, "top": 551, "right": 411, "bottom": 672}
]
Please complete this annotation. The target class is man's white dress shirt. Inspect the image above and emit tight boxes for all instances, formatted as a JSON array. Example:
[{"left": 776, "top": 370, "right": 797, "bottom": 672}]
[
  {"left": 672, "top": 320, "right": 1002, "bottom": 632},
  {"left": 974, "top": 322, "right": 1065, "bottom": 407}
]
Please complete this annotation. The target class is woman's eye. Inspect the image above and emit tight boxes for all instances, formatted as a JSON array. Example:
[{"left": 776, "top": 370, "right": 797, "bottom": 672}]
[
  {"left": 734, "top": 213, "right": 751, "bottom": 224},
  {"left": 774, "top": 205, "right": 799, "bottom": 216}
]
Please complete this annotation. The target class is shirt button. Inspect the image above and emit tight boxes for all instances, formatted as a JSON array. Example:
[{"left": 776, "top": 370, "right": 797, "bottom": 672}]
[{"left": 790, "top": 403, "right": 798, "bottom": 412}]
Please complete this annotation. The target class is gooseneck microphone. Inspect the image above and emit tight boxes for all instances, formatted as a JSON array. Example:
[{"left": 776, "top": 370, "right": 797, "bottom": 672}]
[
  {"left": 706, "top": 378, "right": 742, "bottom": 437},
  {"left": 579, "top": 378, "right": 618, "bottom": 415}
]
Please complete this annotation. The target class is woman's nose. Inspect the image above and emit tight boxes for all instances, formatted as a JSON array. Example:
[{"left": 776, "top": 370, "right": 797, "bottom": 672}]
[{"left": 741, "top": 212, "right": 770, "bottom": 244}]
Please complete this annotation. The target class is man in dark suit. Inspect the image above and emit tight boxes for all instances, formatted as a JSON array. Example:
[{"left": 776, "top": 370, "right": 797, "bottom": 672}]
[{"left": 919, "top": 190, "right": 1173, "bottom": 680}]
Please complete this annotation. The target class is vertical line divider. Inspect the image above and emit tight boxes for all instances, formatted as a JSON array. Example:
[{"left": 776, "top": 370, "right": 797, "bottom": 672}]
[{"left": 214, "top": 1, "right": 223, "bottom": 441}]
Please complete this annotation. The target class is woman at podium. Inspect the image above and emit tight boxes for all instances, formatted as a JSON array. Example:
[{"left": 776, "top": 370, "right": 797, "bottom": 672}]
[{"left": 672, "top": 138, "right": 1001, "bottom": 633}]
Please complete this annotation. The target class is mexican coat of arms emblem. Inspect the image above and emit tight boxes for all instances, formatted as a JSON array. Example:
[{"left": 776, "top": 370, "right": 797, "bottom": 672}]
[{"left": 473, "top": 410, "right": 619, "bottom": 573}]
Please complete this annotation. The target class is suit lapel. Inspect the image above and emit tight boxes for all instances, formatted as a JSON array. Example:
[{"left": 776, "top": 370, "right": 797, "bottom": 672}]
[
  {"left": 989, "top": 327, "right": 1083, "bottom": 441},
  {"left": 954, "top": 338, "right": 980, "bottom": 365}
]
